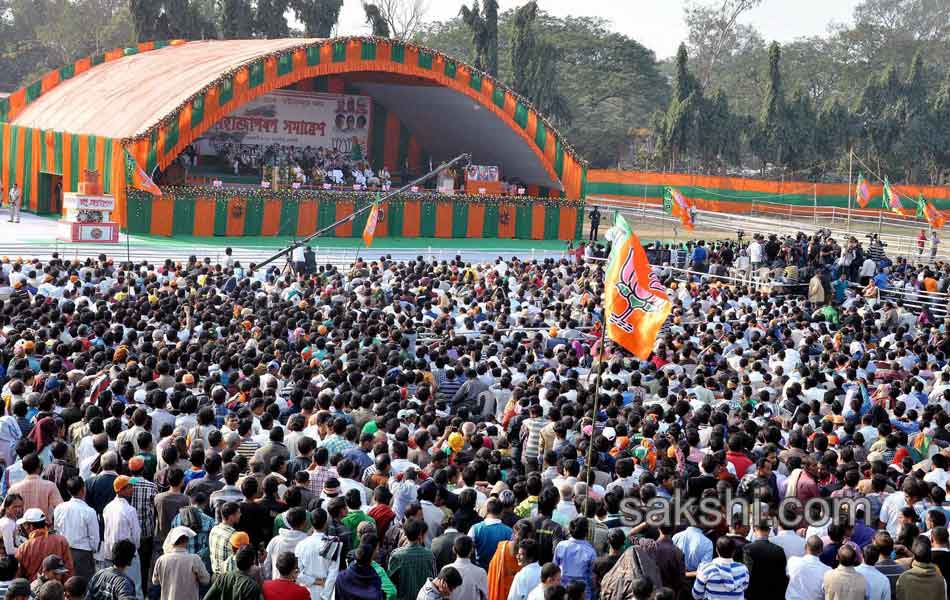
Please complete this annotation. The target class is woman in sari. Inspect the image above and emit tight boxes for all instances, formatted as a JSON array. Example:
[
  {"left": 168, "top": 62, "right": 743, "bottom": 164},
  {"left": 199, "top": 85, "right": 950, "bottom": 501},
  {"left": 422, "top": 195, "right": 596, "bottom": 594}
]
[
  {"left": 487, "top": 520, "right": 533, "bottom": 600},
  {"left": 28, "top": 416, "right": 58, "bottom": 465}
]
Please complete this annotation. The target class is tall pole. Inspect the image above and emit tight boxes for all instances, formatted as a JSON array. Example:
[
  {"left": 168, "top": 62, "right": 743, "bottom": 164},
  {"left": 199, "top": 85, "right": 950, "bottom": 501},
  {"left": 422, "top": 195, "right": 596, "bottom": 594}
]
[
  {"left": 582, "top": 281, "right": 609, "bottom": 516},
  {"left": 847, "top": 148, "right": 853, "bottom": 232},
  {"left": 813, "top": 183, "right": 817, "bottom": 225}
]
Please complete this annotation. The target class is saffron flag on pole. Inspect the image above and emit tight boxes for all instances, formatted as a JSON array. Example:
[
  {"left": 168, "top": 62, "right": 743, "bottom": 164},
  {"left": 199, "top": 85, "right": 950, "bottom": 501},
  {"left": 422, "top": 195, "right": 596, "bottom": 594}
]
[
  {"left": 882, "top": 178, "right": 904, "bottom": 216},
  {"left": 856, "top": 173, "right": 871, "bottom": 208},
  {"left": 604, "top": 222, "right": 672, "bottom": 360},
  {"left": 917, "top": 193, "right": 946, "bottom": 229},
  {"left": 663, "top": 186, "right": 694, "bottom": 230},
  {"left": 362, "top": 194, "right": 381, "bottom": 247},
  {"left": 125, "top": 150, "right": 162, "bottom": 197}
]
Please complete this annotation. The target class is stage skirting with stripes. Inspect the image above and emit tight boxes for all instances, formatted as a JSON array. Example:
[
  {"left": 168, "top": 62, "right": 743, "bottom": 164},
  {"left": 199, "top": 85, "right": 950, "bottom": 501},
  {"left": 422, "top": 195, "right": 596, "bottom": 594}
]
[{"left": 126, "top": 188, "right": 584, "bottom": 241}]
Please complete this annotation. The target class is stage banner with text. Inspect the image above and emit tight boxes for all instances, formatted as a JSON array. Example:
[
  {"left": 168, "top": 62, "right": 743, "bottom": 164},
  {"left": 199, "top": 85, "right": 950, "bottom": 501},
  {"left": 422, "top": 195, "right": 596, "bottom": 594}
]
[{"left": 195, "top": 90, "right": 372, "bottom": 160}]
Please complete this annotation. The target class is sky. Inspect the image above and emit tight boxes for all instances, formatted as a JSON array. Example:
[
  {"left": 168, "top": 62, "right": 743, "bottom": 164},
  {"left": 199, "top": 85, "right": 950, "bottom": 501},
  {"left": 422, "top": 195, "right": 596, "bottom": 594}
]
[{"left": 330, "top": 0, "right": 862, "bottom": 59}]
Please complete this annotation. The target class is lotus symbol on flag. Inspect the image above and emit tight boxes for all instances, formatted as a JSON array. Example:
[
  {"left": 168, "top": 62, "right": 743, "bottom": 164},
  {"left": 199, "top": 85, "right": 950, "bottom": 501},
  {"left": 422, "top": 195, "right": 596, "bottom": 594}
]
[{"left": 610, "top": 249, "right": 666, "bottom": 333}]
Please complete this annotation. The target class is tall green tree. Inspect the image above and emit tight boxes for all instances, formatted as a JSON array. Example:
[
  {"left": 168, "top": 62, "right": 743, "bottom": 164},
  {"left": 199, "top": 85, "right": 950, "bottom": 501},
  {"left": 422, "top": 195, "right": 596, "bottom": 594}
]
[
  {"left": 483, "top": 0, "right": 498, "bottom": 76},
  {"left": 255, "top": 0, "right": 289, "bottom": 38},
  {"left": 363, "top": 3, "right": 390, "bottom": 37},
  {"left": 460, "top": 1, "right": 489, "bottom": 72},
  {"left": 220, "top": 0, "right": 253, "bottom": 38},
  {"left": 756, "top": 41, "right": 790, "bottom": 168},
  {"left": 291, "top": 0, "right": 343, "bottom": 38},
  {"left": 510, "top": 1, "right": 536, "bottom": 95}
]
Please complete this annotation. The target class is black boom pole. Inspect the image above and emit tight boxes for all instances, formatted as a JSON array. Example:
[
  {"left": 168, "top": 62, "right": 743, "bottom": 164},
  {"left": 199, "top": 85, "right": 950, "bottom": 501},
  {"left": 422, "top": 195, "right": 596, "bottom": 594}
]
[{"left": 255, "top": 152, "right": 471, "bottom": 270}]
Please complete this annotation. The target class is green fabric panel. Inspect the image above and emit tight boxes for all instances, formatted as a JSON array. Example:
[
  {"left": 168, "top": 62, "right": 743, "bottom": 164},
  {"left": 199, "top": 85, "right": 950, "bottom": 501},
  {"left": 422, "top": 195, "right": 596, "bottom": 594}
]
[
  {"left": 493, "top": 88, "right": 505, "bottom": 108},
  {"left": 317, "top": 198, "right": 336, "bottom": 237},
  {"left": 576, "top": 202, "right": 586, "bottom": 240},
  {"left": 87, "top": 135, "right": 96, "bottom": 171},
  {"left": 59, "top": 64, "right": 75, "bottom": 81},
  {"left": 153, "top": 41, "right": 169, "bottom": 50},
  {"left": 102, "top": 140, "right": 112, "bottom": 193},
  {"left": 243, "top": 198, "right": 264, "bottom": 236},
  {"left": 445, "top": 61, "right": 457, "bottom": 78},
  {"left": 420, "top": 201, "right": 436, "bottom": 237},
  {"left": 39, "top": 129, "right": 46, "bottom": 176},
  {"left": 278, "top": 199, "right": 298, "bottom": 236},
  {"left": 145, "top": 130, "right": 158, "bottom": 175},
  {"left": 332, "top": 42, "right": 346, "bottom": 62},
  {"left": 544, "top": 205, "right": 559, "bottom": 239},
  {"left": 418, "top": 52, "right": 433, "bottom": 69},
  {"left": 123, "top": 47, "right": 138, "bottom": 56},
  {"left": 483, "top": 203, "right": 499, "bottom": 238},
  {"left": 514, "top": 103, "right": 528, "bottom": 129},
  {"left": 213, "top": 198, "right": 228, "bottom": 236},
  {"left": 351, "top": 197, "right": 370, "bottom": 238},
  {"left": 22, "top": 129, "right": 32, "bottom": 210},
  {"left": 554, "top": 140, "right": 564, "bottom": 178},
  {"left": 172, "top": 195, "right": 196, "bottom": 235},
  {"left": 391, "top": 44, "right": 405, "bottom": 63},
  {"left": 277, "top": 53, "right": 293, "bottom": 76},
  {"left": 25, "top": 81, "right": 41, "bottom": 104},
  {"left": 361, "top": 41, "right": 376, "bottom": 60},
  {"left": 69, "top": 134, "right": 80, "bottom": 190},
  {"left": 369, "top": 101, "right": 387, "bottom": 171},
  {"left": 36, "top": 170, "right": 49, "bottom": 214},
  {"left": 580, "top": 166, "right": 588, "bottom": 199},
  {"left": 583, "top": 181, "right": 859, "bottom": 208},
  {"left": 125, "top": 193, "right": 152, "bottom": 234},
  {"left": 219, "top": 77, "right": 233, "bottom": 106},
  {"left": 91, "top": 54, "right": 104, "bottom": 66},
  {"left": 5, "top": 127, "right": 16, "bottom": 193},
  {"left": 191, "top": 93, "right": 205, "bottom": 128},
  {"left": 452, "top": 202, "right": 468, "bottom": 238},
  {"left": 535, "top": 122, "right": 546, "bottom": 151},
  {"left": 397, "top": 124, "right": 410, "bottom": 171},
  {"left": 538, "top": 186, "right": 549, "bottom": 198},
  {"left": 306, "top": 46, "right": 320, "bottom": 66},
  {"left": 470, "top": 72, "right": 481, "bottom": 91},
  {"left": 0, "top": 98, "right": 8, "bottom": 122},
  {"left": 163, "top": 119, "right": 179, "bottom": 154},
  {"left": 387, "top": 200, "right": 403, "bottom": 238},
  {"left": 249, "top": 61, "right": 264, "bottom": 88},
  {"left": 314, "top": 77, "right": 328, "bottom": 92},
  {"left": 515, "top": 204, "right": 532, "bottom": 239}
]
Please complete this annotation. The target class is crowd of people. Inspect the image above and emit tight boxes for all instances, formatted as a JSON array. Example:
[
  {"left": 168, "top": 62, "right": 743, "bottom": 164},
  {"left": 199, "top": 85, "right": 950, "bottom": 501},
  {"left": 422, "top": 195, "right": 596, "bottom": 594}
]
[{"left": 0, "top": 222, "right": 947, "bottom": 600}]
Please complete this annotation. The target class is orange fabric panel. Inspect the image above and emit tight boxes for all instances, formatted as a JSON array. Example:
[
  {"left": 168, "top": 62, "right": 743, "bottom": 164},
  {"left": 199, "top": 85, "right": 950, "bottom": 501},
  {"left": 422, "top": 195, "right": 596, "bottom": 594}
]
[
  {"left": 225, "top": 197, "right": 246, "bottom": 236},
  {"left": 435, "top": 202, "right": 452, "bottom": 237},
  {"left": 467, "top": 203, "right": 484, "bottom": 238},
  {"left": 43, "top": 130, "right": 54, "bottom": 173},
  {"left": 76, "top": 135, "right": 89, "bottom": 182},
  {"left": 261, "top": 199, "right": 282, "bottom": 236},
  {"left": 138, "top": 42, "right": 155, "bottom": 52},
  {"left": 73, "top": 57, "right": 91, "bottom": 76},
  {"left": 61, "top": 133, "right": 72, "bottom": 192},
  {"left": 296, "top": 199, "right": 318, "bottom": 236},
  {"left": 498, "top": 204, "right": 515, "bottom": 239},
  {"left": 95, "top": 136, "right": 106, "bottom": 178},
  {"left": 384, "top": 111, "right": 400, "bottom": 172},
  {"left": 150, "top": 195, "right": 174, "bottom": 236},
  {"left": 346, "top": 39, "right": 360, "bottom": 62},
  {"left": 525, "top": 111, "right": 538, "bottom": 147},
  {"left": 193, "top": 197, "right": 216, "bottom": 236},
  {"left": 558, "top": 207, "right": 577, "bottom": 240},
  {"left": 403, "top": 200, "right": 420, "bottom": 237},
  {"left": 7, "top": 89, "right": 25, "bottom": 121},
  {"left": 377, "top": 41, "right": 391, "bottom": 63},
  {"left": 531, "top": 203, "right": 545, "bottom": 240},
  {"left": 407, "top": 136, "right": 422, "bottom": 173},
  {"left": 41, "top": 71, "right": 60, "bottom": 94},
  {"left": 335, "top": 199, "right": 354, "bottom": 237},
  {"left": 111, "top": 140, "right": 127, "bottom": 227},
  {"left": 104, "top": 48, "right": 124, "bottom": 62}
]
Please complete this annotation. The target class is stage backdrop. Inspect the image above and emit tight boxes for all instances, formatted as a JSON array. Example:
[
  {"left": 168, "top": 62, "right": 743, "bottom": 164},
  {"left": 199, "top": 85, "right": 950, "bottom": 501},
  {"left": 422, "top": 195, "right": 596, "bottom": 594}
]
[{"left": 195, "top": 89, "right": 372, "bottom": 160}]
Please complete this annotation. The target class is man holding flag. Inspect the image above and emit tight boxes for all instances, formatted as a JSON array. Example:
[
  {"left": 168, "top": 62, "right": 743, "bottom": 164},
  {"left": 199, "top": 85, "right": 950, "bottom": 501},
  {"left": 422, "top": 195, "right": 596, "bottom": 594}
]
[{"left": 602, "top": 213, "right": 672, "bottom": 360}]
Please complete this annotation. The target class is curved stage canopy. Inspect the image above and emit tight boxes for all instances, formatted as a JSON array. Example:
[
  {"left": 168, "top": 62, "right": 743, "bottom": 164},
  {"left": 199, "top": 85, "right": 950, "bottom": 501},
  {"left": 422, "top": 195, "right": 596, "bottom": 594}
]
[{"left": 6, "top": 37, "right": 586, "bottom": 198}]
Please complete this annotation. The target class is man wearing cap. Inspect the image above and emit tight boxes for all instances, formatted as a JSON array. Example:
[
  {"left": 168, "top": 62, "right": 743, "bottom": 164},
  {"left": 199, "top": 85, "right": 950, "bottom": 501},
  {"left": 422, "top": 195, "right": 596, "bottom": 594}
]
[
  {"left": 53, "top": 477, "right": 99, "bottom": 580},
  {"left": 14, "top": 508, "right": 73, "bottom": 581},
  {"left": 103, "top": 476, "right": 143, "bottom": 600},
  {"left": 151, "top": 526, "right": 210, "bottom": 600},
  {"left": 29, "top": 556, "right": 68, "bottom": 596},
  {"left": 204, "top": 545, "right": 261, "bottom": 600}
]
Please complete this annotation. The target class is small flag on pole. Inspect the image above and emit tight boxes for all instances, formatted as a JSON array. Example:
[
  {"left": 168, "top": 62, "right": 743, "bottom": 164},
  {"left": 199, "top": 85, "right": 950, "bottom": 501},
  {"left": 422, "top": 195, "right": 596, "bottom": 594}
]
[
  {"left": 663, "top": 186, "right": 694, "bottom": 230},
  {"left": 882, "top": 178, "right": 904, "bottom": 216},
  {"left": 125, "top": 150, "right": 162, "bottom": 197},
  {"left": 917, "top": 193, "right": 946, "bottom": 229},
  {"left": 604, "top": 218, "right": 672, "bottom": 360},
  {"left": 362, "top": 194, "right": 382, "bottom": 247},
  {"left": 856, "top": 173, "right": 871, "bottom": 208}
]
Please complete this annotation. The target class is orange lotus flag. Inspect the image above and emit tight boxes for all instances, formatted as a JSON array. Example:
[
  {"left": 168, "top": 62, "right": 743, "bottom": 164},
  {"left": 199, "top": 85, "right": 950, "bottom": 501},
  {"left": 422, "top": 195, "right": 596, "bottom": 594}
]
[
  {"left": 124, "top": 149, "right": 162, "bottom": 197},
  {"left": 604, "top": 230, "right": 672, "bottom": 360},
  {"left": 362, "top": 195, "right": 381, "bottom": 247}
]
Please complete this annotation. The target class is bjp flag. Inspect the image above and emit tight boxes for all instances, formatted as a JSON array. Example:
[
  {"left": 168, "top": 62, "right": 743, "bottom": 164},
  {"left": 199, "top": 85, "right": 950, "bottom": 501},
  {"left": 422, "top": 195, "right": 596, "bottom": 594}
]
[
  {"left": 125, "top": 149, "right": 162, "bottom": 197},
  {"left": 663, "top": 186, "right": 694, "bottom": 230},
  {"left": 604, "top": 228, "right": 672, "bottom": 360},
  {"left": 856, "top": 173, "right": 871, "bottom": 209},
  {"left": 362, "top": 197, "right": 381, "bottom": 247}
]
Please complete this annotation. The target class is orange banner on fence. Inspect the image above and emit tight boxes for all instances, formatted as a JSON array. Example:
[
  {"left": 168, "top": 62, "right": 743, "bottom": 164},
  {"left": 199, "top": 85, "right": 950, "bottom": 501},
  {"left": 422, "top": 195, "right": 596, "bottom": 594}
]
[
  {"left": 261, "top": 199, "right": 282, "bottom": 236},
  {"left": 296, "top": 199, "right": 318, "bottom": 237},
  {"left": 193, "top": 197, "right": 215, "bottom": 236},
  {"left": 403, "top": 200, "right": 420, "bottom": 237},
  {"left": 335, "top": 200, "right": 354, "bottom": 237},
  {"left": 435, "top": 202, "right": 452, "bottom": 238},
  {"left": 467, "top": 203, "right": 484, "bottom": 238},
  {"left": 150, "top": 196, "right": 174, "bottom": 236}
]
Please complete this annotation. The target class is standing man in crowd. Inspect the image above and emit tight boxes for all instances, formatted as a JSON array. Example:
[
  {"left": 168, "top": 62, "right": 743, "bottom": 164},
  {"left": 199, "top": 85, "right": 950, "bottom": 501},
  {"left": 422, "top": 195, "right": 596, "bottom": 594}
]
[{"left": 7, "top": 183, "right": 20, "bottom": 223}]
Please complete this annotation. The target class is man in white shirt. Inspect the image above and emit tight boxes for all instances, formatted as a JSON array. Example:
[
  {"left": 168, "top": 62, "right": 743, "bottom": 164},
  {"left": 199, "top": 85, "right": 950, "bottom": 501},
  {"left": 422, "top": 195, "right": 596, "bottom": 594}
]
[
  {"left": 855, "top": 544, "right": 891, "bottom": 600},
  {"left": 786, "top": 536, "right": 830, "bottom": 600},
  {"left": 769, "top": 513, "right": 806, "bottom": 559},
  {"left": 526, "top": 563, "right": 562, "bottom": 600},
  {"left": 53, "top": 476, "right": 100, "bottom": 580},
  {"left": 925, "top": 454, "right": 950, "bottom": 492},
  {"left": 449, "top": 536, "right": 488, "bottom": 600},
  {"left": 295, "top": 512, "right": 341, "bottom": 600},
  {"left": 103, "top": 476, "right": 143, "bottom": 600},
  {"left": 507, "top": 540, "right": 541, "bottom": 600}
]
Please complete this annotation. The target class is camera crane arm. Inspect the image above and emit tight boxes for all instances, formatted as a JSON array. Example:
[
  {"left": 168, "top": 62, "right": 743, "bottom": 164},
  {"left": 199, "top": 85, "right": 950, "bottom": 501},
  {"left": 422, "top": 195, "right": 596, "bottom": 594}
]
[{"left": 256, "top": 153, "right": 472, "bottom": 270}]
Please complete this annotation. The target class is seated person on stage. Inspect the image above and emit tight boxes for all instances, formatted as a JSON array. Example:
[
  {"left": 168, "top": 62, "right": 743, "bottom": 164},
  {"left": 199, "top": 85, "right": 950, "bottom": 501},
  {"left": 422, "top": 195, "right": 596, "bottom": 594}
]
[{"left": 353, "top": 168, "right": 367, "bottom": 186}]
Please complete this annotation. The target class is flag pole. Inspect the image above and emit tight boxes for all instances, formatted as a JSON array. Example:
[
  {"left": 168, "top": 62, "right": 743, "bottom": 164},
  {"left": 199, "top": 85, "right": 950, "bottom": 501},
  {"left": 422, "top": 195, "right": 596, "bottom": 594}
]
[
  {"left": 582, "top": 285, "right": 609, "bottom": 516},
  {"left": 847, "top": 148, "right": 853, "bottom": 233}
]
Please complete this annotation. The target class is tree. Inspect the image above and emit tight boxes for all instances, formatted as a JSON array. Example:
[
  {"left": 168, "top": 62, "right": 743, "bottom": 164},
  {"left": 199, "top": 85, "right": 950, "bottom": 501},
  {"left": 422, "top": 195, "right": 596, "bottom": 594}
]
[
  {"left": 291, "top": 0, "right": 343, "bottom": 38},
  {"left": 684, "top": 0, "right": 763, "bottom": 89},
  {"left": 220, "top": 0, "right": 253, "bottom": 38},
  {"left": 363, "top": 3, "right": 390, "bottom": 37},
  {"left": 483, "top": 0, "right": 498, "bottom": 76},
  {"left": 372, "top": 0, "right": 428, "bottom": 40},
  {"left": 460, "top": 2, "right": 489, "bottom": 71},
  {"left": 255, "top": 0, "right": 289, "bottom": 38},
  {"left": 756, "top": 41, "right": 790, "bottom": 168},
  {"left": 130, "top": 0, "right": 161, "bottom": 41},
  {"left": 510, "top": 1, "right": 536, "bottom": 94}
]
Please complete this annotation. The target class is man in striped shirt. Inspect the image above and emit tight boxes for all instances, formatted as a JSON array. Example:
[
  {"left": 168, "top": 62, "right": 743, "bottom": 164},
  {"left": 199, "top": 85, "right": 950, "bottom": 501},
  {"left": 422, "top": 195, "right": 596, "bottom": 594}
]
[
  {"left": 520, "top": 404, "right": 546, "bottom": 472},
  {"left": 692, "top": 536, "right": 749, "bottom": 600}
]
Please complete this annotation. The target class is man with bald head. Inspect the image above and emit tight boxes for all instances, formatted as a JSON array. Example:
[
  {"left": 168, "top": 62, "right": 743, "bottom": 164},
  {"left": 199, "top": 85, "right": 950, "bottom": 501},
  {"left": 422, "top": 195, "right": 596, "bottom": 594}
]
[
  {"left": 823, "top": 544, "right": 867, "bottom": 600},
  {"left": 786, "top": 535, "right": 830, "bottom": 600}
]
